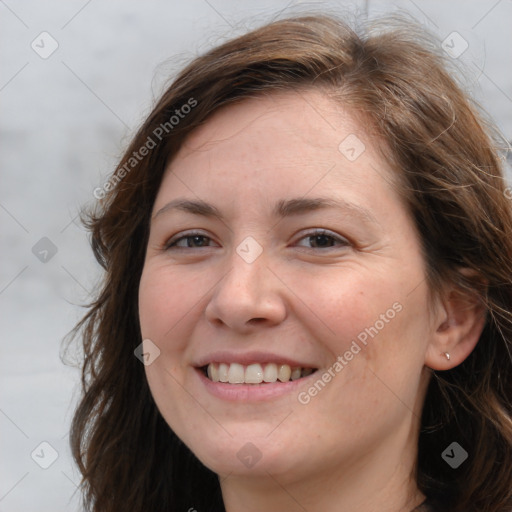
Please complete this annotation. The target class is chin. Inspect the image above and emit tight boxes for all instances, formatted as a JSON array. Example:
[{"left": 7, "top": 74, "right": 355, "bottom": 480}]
[{"left": 186, "top": 434, "right": 302, "bottom": 478}]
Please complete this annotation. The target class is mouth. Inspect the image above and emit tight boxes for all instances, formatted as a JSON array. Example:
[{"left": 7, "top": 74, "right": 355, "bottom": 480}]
[{"left": 199, "top": 362, "right": 318, "bottom": 384}]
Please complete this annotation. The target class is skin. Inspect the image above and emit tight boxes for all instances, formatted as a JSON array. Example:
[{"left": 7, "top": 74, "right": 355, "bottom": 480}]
[{"left": 138, "top": 90, "right": 486, "bottom": 512}]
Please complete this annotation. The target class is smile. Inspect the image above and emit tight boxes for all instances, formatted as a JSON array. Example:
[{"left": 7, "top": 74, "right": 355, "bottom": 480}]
[{"left": 202, "top": 362, "right": 317, "bottom": 384}]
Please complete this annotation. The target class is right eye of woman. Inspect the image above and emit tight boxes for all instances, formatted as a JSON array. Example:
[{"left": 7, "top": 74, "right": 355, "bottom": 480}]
[{"left": 165, "top": 231, "right": 217, "bottom": 249}]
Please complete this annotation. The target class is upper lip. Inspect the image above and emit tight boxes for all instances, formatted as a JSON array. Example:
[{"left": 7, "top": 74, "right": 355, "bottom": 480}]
[{"left": 194, "top": 350, "right": 317, "bottom": 369}]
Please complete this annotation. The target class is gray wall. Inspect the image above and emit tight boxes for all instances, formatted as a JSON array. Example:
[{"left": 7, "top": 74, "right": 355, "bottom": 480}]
[{"left": 1, "top": 1, "right": 511, "bottom": 510}]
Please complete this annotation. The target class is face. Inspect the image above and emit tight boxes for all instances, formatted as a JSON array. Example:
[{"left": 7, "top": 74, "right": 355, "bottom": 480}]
[{"left": 138, "top": 90, "right": 436, "bottom": 485}]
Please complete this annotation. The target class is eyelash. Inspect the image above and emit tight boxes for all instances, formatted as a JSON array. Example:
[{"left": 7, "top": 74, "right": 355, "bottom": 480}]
[{"left": 165, "top": 229, "right": 350, "bottom": 251}]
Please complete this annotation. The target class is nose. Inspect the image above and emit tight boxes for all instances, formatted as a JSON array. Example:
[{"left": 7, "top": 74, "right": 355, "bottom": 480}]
[{"left": 204, "top": 249, "right": 287, "bottom": 333}]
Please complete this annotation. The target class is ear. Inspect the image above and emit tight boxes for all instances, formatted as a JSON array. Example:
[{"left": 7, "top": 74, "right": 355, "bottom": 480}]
[{"left": 425, "top": 270, "right": 488, "bottom": 371}]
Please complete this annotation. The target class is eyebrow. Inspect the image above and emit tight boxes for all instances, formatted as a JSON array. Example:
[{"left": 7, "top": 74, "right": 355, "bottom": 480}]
[{"left": 153, "top": 197, "right": 379, "bottom": 225}]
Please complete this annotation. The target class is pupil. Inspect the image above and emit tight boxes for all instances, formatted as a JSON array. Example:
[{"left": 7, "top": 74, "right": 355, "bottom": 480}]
[
  {"left": 191, "top": 236, "right": 207, "bottom": 247},
  {"left": 312, "top": 235, "right": 332, "bottom": 247}
]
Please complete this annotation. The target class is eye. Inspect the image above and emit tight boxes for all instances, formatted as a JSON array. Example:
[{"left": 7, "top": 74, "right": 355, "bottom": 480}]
[
  {"left": 165, "top": 231, "right": 217, "bottom": 249},
  {"left": 164, "top": 229, "right": 349, "bottom": 251},
  {"left": 295, "top": 229, "right": 350, "bottom": 250}
]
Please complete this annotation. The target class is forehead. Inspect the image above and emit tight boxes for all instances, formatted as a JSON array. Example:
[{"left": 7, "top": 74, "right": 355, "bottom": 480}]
[
  {"left": 158, "top": 90, "right": 401, "bottom": 219},
  {"left": 175, "top": 90, "right": 367, "bottom": 164}
]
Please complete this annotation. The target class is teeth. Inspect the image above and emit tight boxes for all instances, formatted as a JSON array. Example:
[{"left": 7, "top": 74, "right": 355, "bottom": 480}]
[
  {"left": 207, "top": 363, "right": 218, "bottom": 381},
  {"left": 277, "top": 364, "right": 291, "bottom": 382},
  {"left": 245, "top": 363, "right": 263, "bottom": 384},
  {"left": 263, "top": 363, "right": 278, "bottom": 382},
  {"left": 204, "top": 362, "right": 315, "bottom": 384},
  {"left": 228, "top": 362, "right": 245, "bottom": 384},
  {"left": 218, "top": 363, "right": 229, "bottom": 383},
  {"left": 290, "top": 367, "right": 301, "bottom": 380}
]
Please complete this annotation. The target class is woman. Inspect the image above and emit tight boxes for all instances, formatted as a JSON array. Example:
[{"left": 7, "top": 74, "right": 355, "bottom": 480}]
[{"left": 69, "top": 13, "right": 512, "bottom": 512}]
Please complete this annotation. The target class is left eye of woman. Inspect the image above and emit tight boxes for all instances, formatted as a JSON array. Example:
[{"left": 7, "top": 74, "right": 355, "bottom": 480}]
[{"left": 295, "top": 229, "right": 350, "bottom": 249}]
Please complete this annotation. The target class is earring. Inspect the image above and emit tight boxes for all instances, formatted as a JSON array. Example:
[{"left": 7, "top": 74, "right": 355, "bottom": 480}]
[{"left": 443, "top": 352, "right": 450, "bottom": 361}]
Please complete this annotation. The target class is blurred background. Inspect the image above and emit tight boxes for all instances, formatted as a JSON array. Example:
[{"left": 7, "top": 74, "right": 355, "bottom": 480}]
[{"left": 1, "top": 1, "right": 511, "bottom": 510}]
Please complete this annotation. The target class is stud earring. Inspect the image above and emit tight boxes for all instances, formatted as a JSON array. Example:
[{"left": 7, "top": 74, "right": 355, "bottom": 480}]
[{"left": 443, "top": 352, "right": 450, "bottom": 361}]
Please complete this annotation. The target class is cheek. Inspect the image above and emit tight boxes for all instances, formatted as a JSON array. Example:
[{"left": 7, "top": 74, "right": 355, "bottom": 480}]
[
  {"left": 139, "top": 267, "right": 169, "bottom": 341},
  {"left": 138, "top": 264, "right": 198, "bottom": 430},
  {"left": 306, "top": 264, "right": 429, "bottom": 384},
  {"left": 292, "top": 267, "right": 398, "bottom": 355},
  {"left": 138, "top": 262, "right": 199, "bottom": 345}
]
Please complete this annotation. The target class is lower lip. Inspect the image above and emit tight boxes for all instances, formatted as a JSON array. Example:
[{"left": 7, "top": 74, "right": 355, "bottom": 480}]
[{"left": 194, "top": 368, "right": 318, "bottom": 402}]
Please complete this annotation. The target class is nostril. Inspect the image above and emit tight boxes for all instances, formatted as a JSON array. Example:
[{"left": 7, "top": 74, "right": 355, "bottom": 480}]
[{"left": 248, "top": 318, "right": 267, "bottom": 325}]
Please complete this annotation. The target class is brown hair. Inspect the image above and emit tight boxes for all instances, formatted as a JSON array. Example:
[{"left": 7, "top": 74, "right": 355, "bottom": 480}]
[{"left": 67, "top": 13, "right": 512, "bottom": 512}]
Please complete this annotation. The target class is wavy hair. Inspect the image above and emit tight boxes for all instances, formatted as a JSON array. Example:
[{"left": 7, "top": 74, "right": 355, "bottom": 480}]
[{"left": 67, "top": 13, "right": 512, "bottom": 512}]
